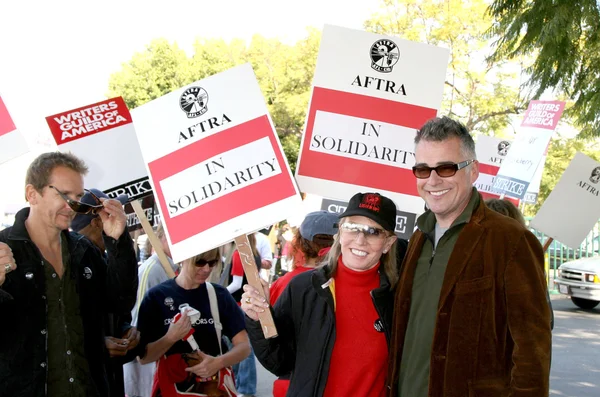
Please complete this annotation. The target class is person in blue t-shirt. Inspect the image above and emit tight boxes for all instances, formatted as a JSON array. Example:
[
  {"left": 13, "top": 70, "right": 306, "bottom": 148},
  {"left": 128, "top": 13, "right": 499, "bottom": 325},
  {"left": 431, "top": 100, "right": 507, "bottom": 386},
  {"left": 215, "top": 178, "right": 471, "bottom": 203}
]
[{"left": 136, "top": 247, "right": 250, "bottom": 396}]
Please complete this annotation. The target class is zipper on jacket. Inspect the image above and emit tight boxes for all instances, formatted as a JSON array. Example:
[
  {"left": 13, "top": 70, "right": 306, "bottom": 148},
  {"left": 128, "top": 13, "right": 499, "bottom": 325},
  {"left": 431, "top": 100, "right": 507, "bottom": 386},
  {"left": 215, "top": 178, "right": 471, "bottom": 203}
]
[
  {"left": 42, "top": 259, "right": 48, "bottom": 397},
  {"left": 429, "top": 249, "right": 436, "bottom": 267},
  {"left": 313, "top": 294, "right": 335, "bottom": 396},
  {"left": 370, "top": 289, "right": 390, "bottom": 345}
]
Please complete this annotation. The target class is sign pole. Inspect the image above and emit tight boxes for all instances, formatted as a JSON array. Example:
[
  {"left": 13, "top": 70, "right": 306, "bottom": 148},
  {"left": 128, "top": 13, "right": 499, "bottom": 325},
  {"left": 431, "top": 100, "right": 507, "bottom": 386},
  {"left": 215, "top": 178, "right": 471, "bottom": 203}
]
[
  {"left": 234, "top": 234, "right": 278, "bottom": 339},
  {"left": 131, "top": 200, "right": 176, "bottom": 279},
  {"left": 542, "top": 237, "right": 554, "bottom": 253}
]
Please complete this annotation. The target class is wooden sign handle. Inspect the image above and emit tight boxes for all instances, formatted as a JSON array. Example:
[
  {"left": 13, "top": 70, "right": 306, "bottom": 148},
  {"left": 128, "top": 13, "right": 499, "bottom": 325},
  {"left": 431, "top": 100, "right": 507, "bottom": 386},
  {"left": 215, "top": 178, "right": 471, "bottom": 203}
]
[
  {"left": 131, "top": 200, "right": 176, "bottom": 279},
  {"left": 234, "top": 234, "right": 278, "bottom": 339},
  {"left": 542, "top": 237, "right": 554, "bottom": 253}
]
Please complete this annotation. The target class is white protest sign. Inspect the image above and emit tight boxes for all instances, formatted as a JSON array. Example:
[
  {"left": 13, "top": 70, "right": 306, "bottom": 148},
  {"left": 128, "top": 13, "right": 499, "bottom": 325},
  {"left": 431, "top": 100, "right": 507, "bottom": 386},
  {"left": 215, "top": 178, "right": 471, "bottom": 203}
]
[
  {"left": 131, "top": 64, "right": 301, "bottom": 262},
  {"left": 493, "top": 100, "right": 565, "bottom": 199},
  {"left": 474, "top": 135, "right": 544, "bottom": 204},
  {"left": 45, "top": 97, "right": 149, "bottom": 201},
  {"left": 523, "top": 154, "right": 547, "bottom": 204},
  {"left": 530, "top": 152, "right": 600, "bottom": 249},
  {"left": 0, "top": 95, "right": 29, "bottom": 164},
  {"left": 474, "top": 135, "right": 512, "bottom": 198},
  {"left": 295, "top": 24, "right": 449, "bottom": 216}
]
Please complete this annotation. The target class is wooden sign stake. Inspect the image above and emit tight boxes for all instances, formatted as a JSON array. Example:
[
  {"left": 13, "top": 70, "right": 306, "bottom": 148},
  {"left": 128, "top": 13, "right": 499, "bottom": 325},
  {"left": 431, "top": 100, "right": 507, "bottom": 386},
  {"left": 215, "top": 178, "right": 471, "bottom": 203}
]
[
  {"left": 131, "top": 200, "right": 175, "bottom": 279},
  {"left": 542, "top": 237, "right": 554, "bottom": 253},
  {"left": 234, "top": 234, "right": 278, "bottom": 339}
]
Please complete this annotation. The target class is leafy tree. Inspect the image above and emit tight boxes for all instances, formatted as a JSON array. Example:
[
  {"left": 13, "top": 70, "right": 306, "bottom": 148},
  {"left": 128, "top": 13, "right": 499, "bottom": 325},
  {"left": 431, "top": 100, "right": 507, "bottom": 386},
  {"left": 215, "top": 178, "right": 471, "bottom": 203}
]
[
  {"left": 108, "top": 39, "right": 194, "bottom": 109},
  {"left": 365, "top": 0, "right": 529, "bottom": 136},
  {"left": 488, "top": 0, "right": 600, "bottom": 138},
  {"left": 108, "top": 31, "right": 320, "bottom": 173}
]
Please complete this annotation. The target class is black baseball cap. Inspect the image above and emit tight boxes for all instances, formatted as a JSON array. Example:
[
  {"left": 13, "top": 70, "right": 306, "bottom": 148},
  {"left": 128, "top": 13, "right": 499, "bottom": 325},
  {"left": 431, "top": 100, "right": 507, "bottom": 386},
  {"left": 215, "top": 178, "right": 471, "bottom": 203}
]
[{"left": 338, "top": 192, "right": 397, "bottom": 232}]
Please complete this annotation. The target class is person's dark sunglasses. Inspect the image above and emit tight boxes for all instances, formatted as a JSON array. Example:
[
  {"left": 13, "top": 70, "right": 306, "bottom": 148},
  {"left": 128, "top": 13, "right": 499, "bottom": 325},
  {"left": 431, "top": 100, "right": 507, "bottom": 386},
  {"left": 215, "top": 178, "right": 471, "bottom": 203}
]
[
  {"left": 412, "top": 159, "right": 476, "bottom": 179},
  {"left": 194, "top": 258, "right": 220, "bottom": 268},
  {"left": 49, "top": 185, "right": 104, "bottom": 215}
]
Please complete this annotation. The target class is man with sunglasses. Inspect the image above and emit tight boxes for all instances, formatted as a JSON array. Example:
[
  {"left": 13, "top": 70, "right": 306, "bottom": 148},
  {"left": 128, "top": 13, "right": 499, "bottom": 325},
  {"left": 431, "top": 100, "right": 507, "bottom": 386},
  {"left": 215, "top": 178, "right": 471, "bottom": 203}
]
[
  {"left": 0, "top": 152, "right": 138, "bottom": 397},
  {"left": 388, "top": 117, "right": 551, "bottom": 397}
]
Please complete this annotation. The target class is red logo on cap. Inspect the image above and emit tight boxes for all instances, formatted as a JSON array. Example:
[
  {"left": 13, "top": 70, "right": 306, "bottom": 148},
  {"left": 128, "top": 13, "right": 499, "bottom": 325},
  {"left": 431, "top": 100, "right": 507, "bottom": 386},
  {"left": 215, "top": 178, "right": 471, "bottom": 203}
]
[{"left": 359, "top": 194, "right": 381, "bottom": 212}]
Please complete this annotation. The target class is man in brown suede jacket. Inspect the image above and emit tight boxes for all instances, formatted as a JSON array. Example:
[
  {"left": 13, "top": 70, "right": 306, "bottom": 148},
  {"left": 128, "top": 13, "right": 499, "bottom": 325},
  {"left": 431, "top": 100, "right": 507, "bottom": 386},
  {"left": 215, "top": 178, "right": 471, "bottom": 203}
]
[{"left": 389, "top": 117, "right": 551, "bottom": 397}]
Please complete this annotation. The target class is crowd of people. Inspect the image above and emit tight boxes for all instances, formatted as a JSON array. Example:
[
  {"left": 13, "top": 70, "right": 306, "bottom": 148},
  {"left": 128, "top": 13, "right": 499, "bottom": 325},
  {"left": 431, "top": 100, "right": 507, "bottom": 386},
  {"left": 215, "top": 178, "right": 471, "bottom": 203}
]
[{"left": 0, "top": 116, "right": 552, "bottom": 397}]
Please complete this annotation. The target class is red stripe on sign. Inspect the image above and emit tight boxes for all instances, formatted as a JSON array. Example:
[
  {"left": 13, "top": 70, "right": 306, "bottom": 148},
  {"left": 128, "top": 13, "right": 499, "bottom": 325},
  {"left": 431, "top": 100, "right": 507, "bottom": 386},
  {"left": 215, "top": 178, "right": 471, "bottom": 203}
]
[
  {"left": 478, "top": 163, "right": 500, "bottom": 176},
  {"left": 45, "top": 97, "right": 132, "bottom": 145},
  {"left": 300, "top": 151, "right": 419, "bottom": 196},
  {"left": 0, "top": 97, "right": 17, "bottom": 137},
  {"left": 149, "top": 115, "right": 297, "bottom": 244},
  {"left": 298, "top": 87, "right": 437, "bottom": 196}
]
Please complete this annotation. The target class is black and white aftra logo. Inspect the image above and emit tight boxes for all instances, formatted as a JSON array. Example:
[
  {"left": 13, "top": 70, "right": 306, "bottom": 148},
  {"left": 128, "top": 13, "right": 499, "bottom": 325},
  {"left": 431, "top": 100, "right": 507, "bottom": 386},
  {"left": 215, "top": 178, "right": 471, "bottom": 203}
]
[
  {"left": 83, "top": 267, "right": 93, "bottom": 280},
  {"left": 179, "top": 86, "right": 208, "bottom": 118},
  {"left": 497, "top": 141, "right": 511, "bottom": 156},
  {"left": 590, "top": 166, "right": 600, "bottom": 184},
  {"left": 370, "top": 39, "right": 400, "bottom": 73}
]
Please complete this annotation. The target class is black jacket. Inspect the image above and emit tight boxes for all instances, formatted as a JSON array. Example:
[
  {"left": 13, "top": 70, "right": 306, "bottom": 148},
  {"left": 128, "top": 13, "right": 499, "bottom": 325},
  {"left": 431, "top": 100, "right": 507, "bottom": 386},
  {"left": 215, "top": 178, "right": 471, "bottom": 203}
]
[
  {"left": 246, "top": 261, "right": 398, "bottom": 397},
  {"left": 0, "top": 207, "right": 138, "bottom": 397}
]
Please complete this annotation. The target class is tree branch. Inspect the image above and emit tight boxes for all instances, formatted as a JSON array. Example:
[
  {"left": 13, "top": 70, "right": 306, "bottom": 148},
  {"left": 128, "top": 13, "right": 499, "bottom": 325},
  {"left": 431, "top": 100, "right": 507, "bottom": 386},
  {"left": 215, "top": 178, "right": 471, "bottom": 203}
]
[{"left": 471, "top": 106, "right": 525, "bottom": 127}]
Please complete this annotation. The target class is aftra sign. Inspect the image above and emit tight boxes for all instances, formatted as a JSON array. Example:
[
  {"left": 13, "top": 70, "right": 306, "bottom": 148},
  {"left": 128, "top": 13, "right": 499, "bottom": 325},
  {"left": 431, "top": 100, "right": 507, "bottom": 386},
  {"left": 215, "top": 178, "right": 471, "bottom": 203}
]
[
  {"left": 296, "top": 25, "right": 449, "bottom": 217},
  {"left": 531, "top": 152, "right": 600, "bottom": 249},
  {"left": 46, "top": 97, "right": 149, "bottom": 201},
  {"left": 132, "top": 64, "right": 301, "bottom": 262}
]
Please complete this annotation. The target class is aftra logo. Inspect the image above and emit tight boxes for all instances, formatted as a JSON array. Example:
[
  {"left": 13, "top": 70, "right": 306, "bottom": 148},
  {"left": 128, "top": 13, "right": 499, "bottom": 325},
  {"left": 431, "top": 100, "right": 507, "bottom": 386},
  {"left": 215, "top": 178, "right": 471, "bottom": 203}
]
[
  {"left": 590, "top": 166, "right": 600, "bottom": 184},
  {"left": 497, "top": 141, "right": 511, "bottom": 156},
  {"left": 370, "top": 39, "right": 400, "bottom": 73},
  {"left": 180, "top": 86, "right": 209, "bottom": 118}
]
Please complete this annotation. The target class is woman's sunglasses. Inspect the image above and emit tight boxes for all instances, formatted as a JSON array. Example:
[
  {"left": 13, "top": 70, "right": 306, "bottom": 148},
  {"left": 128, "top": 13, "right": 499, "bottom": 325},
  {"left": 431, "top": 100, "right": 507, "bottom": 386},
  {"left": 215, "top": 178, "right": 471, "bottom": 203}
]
[
  {"left": 194, "top": 258, "right": 220, "bottom": 268},
  {"left": 49, "top": 185, "right": 104, "bottom": 215}
]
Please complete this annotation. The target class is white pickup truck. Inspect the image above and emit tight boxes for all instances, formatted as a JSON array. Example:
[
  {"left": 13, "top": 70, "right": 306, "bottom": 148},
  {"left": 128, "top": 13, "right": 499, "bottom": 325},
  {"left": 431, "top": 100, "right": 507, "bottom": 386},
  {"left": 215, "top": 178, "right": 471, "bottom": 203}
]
[{"left": 555, "top": 256, "right": 600, "bottom": 309}]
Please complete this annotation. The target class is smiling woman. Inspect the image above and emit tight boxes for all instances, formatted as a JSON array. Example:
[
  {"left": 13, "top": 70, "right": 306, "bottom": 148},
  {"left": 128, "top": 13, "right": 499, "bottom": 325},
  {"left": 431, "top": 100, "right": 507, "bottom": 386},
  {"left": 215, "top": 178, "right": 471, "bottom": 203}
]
[{"left": 241, "top": 191, "right": 405, "bottom": 397}]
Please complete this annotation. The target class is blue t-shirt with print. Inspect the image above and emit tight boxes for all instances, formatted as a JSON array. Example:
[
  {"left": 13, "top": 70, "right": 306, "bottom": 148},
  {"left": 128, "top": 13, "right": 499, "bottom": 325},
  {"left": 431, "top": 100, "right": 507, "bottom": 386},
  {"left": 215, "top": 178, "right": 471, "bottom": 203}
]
[{"left": 137, "top": 279, "right": 245, "bottom": 357}]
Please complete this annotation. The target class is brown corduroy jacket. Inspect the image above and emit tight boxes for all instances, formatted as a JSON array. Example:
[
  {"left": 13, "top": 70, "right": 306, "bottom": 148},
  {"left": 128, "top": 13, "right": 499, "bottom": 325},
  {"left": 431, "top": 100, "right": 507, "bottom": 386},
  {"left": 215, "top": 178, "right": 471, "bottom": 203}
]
[{"left": 388, "top": 197, "right": 551, "bottom": 397}]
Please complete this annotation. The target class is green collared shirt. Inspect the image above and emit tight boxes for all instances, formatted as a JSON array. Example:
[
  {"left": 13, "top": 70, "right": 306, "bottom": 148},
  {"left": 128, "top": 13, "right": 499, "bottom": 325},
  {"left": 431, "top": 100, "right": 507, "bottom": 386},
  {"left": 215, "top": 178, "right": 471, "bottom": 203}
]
[
  {"left": 45, "top": 234, "right": 97, "bottom": 397},
  {"left": 398, "top": 188, "right": 480, "bottom": 397}
]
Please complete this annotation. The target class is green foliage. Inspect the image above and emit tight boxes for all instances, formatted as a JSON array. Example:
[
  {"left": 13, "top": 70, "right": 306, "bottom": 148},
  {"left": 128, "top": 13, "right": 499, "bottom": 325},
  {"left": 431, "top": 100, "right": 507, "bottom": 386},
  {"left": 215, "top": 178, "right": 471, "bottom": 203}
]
[
  {"left": 364, "top": 0, "right": 528, "bottom": 136},
  {"left": 108, "top": 30, "right": 321, "bottom": 172},
  {"left": 108, "top": 39, "right": 195, "bottom": 110},
  {"left": 488, "top": 0, "right": 600, "bottom": 138}
]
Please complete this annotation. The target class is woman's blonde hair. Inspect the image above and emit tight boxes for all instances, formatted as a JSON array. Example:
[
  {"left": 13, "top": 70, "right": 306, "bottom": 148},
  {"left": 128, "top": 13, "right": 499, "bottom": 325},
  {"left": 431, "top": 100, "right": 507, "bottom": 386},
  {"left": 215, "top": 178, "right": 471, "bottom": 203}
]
[{"left": 322, "top": 217, "right": 399, "bottom": 287}]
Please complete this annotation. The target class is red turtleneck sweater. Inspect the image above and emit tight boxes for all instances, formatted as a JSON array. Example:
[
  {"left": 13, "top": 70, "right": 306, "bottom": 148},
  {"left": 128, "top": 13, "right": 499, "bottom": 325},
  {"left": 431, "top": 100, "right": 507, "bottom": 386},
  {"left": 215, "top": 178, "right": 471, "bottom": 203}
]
[{"left": 323, "top": 257, "right": 388, "bottom": 397}]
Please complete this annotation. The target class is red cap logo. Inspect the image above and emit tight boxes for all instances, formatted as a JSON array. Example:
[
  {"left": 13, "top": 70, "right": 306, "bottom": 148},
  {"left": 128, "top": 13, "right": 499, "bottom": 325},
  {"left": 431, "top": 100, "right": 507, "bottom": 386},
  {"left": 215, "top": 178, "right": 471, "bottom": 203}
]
[{"left": 359, "top": 194, "right": 381, "bottom": 212}]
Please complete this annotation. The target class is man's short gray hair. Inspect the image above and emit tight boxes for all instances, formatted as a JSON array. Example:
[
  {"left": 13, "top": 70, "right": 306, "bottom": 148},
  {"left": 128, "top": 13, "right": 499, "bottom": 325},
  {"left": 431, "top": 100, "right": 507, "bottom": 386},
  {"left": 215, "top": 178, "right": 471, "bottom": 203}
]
[{"left": 415, "top": 116, "right": 477, "bottom": 160}]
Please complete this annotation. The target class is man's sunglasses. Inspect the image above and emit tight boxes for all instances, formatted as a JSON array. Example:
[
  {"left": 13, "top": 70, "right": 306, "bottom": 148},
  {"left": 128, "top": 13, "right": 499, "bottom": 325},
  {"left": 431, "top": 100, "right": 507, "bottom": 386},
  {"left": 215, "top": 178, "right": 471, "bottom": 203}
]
[
  {"left": 412, "top": 159, "right": 476, "bottom": 179},
  {"left": 194, "top": 258, "right": 220, "bottom": 268},
  {"left": 49, "top": 185, "right": 104, "bottom": 215}
]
